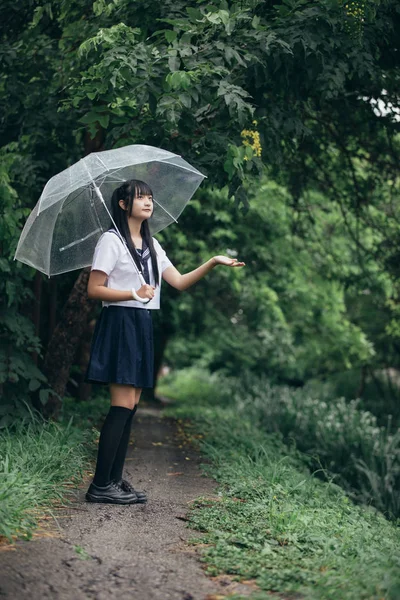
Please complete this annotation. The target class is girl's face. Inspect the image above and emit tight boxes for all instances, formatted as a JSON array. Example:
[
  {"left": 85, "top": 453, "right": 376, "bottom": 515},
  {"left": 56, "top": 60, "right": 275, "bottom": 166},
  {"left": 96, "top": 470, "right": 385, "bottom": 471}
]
[{"left": 120, "top": 192, "right": 154, "bottom": 220}]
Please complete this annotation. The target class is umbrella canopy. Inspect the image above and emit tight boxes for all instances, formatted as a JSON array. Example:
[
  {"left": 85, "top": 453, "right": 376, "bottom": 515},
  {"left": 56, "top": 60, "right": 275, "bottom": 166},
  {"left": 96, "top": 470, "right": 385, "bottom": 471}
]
[{"left": 14, "top": 145, "right": 206, "bottom": 276}]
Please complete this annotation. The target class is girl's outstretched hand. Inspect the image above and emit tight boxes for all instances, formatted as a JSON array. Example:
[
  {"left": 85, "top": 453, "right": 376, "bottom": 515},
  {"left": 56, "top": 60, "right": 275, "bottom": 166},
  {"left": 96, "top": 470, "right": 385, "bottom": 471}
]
[{"left": 213, "top": 256, "right": 245, "bottom": 267}]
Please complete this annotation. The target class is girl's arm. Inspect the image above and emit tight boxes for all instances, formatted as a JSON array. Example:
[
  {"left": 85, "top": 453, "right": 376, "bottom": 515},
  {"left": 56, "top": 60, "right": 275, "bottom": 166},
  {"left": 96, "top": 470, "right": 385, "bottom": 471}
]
[
  {"left": 162, "top": 256, "right": 245, "bottom": 291},
  {"left": 87, "top": 270, "right": 155, "bottom": 301}
]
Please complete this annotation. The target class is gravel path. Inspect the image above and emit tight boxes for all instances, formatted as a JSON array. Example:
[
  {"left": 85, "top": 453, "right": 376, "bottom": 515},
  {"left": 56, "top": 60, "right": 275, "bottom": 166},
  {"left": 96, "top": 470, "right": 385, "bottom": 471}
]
[{"left": 0, "top": 404, "right": 259, "bottom": 600}]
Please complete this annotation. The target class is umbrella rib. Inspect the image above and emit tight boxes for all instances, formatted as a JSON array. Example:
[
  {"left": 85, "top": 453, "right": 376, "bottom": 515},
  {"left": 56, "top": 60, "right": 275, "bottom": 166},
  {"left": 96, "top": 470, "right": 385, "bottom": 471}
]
[
  {"left": 94, "top": 154, "right": 108, "bottom": 171},
  {"left": 58, "top": 176, "right": 123, "bottom": 213},
  {"left": 58, "top": 186, "right": 89, "bottom": 213},
  {"left": 152, "top": 198, "right": 178, "bottom": 224},
  {"left": 59, "top": 228, "right": 103, "bottom": 252},
  {"left": 158, "top": 157, "right": 207, "bottom": 178},
  {"left": 99, "top": 178, "right": 126, "bottom": 183}
]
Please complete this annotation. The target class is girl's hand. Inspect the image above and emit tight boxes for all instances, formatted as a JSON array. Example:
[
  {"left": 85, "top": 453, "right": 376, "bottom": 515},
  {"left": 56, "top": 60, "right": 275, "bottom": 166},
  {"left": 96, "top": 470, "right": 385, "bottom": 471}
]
[
  {"left": 137, "top": 284, "right": 155, "bottom": 299},
  {"left": 213, "top": 256, "right": 245, "bottom": 267}
]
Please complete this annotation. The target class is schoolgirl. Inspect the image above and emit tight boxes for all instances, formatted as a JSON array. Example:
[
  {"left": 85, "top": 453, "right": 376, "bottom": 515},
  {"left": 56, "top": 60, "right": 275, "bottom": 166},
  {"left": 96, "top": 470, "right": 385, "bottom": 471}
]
[{"left": 84, "top": 179, "right": 245, "bottom": 505}]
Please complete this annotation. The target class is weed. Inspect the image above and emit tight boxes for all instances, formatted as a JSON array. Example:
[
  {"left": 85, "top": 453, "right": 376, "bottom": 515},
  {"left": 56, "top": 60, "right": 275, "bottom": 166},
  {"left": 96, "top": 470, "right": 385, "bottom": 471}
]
[{"left": 161, "top": 374, "right": 400, "bottom": 600}]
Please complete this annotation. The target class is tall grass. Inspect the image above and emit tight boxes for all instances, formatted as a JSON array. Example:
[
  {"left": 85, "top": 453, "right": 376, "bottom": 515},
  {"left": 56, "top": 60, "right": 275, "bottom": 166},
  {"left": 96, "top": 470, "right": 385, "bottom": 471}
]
[
  {"left": 0, "top": 405, "right": 95, "bottom": 542},
  {"left": 157, "top": 368, "right": 400, "bottom": 520},
  {"left": 163, "top": 402, "right": 400, "bottom": 600}
]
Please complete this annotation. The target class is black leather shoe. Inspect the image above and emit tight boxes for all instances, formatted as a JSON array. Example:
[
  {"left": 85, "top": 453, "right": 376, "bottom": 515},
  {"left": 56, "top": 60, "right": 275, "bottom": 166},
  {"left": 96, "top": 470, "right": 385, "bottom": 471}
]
[
  {"left": 85, "top": 480, "right": 138, "bottom": 504},
  {"left": 117, "top": 478, "right": 147, "bottom": 503}
]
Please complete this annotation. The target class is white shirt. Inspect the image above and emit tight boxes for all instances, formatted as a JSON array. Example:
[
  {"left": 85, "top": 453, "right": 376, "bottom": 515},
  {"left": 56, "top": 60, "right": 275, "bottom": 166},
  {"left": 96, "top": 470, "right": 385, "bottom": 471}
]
[{"left": 91, "top": 231, "right": 173, "bottom": 309}]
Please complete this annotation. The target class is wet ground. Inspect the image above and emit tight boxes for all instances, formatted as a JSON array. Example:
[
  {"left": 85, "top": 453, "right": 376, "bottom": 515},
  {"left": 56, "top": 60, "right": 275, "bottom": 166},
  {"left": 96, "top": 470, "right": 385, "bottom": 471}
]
[{"left": 0, "top": 404, "right": 261, "bottom": 600}]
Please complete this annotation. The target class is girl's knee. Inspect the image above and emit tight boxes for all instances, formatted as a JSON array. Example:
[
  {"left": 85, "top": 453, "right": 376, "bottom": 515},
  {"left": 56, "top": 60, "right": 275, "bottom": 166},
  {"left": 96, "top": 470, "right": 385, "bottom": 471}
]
[
  {"left": 110, "top": 398, "right": 136, "bottom": 410},
  {"left": 110, "top": 383, "right": 136, "bottom": 409}
]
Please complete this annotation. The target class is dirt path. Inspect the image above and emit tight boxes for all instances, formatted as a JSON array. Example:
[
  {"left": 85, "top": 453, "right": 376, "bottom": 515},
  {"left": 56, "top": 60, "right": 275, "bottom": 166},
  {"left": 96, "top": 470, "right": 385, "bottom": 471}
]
[{"left": 0, "top": 404, "right": 258, "bottom": 600}]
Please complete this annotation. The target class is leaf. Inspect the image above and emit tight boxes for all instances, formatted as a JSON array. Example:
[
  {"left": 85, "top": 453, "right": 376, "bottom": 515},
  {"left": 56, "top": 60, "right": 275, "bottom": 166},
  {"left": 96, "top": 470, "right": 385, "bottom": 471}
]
[
  {"left": 186, "top": 7, "right": 203, "bottom": 22},
  {"left": 179, "top": 93, "right": 192, "bottom": 109},
  {"left": 97, "top": 113, "right": 109, "bottom": 129},
  {"left": 166, "top": 71, "right": 191, "bottom": 90},
  {"left": 165, "top": 30, "right": 177, "bottom": 43},
  {"left": 78, "top": 111, "right": 100, "bottom": 125},
  {"left": 234, "top": 185, "right": 248, "bottom": 211},
  {"left": 39, "top": 388, "right": 50, "bottom": 405},
  {"left": 29, "top": 6, "right": 44, "bottom": 29},
  {"left": 28, "top": 379, "right": 41, "bottom": 392},
  {"left": 168, "top": 55, "right": 181, "bottom": 72}
]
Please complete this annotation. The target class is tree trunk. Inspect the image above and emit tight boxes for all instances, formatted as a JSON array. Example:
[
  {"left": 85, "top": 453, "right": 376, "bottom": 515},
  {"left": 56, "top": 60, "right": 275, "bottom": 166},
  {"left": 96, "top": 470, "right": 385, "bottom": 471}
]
[
  {"left": 40, "top": 127, "right": 105, "bottom": 419},
  {"left": 153, "top": 331, "right": 170, "bottom": 395},
  {"left": 77, "top": 317, "right": 97, "bottom": 401},
  {"left": 48, "top": 277, "right": 57, "bottom": 340},
  {"left": 356, "top": 365, "right": 367, "bottom": 398},
  {"left": 32, "top": 271, "right": 42, "bottom": 365},
  {"left": 42, "top": 268, "right": 95, "bottom": 419}
]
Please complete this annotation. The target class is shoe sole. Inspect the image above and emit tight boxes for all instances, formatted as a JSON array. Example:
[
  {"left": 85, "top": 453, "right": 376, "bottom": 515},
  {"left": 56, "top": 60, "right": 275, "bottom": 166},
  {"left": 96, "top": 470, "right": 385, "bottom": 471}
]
[
  {"left": 85, "top": 493, "right": 139, "bottom": 505},
  {"left": 135, "top": 496, "right": 148, "bottom": 503}
]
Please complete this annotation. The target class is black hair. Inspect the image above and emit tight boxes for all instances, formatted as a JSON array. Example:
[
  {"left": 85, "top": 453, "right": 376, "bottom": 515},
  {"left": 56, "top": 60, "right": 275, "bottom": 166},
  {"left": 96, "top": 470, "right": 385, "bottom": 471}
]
[{"left": 110, "top": 179, "right": 160, "bottom": 286}]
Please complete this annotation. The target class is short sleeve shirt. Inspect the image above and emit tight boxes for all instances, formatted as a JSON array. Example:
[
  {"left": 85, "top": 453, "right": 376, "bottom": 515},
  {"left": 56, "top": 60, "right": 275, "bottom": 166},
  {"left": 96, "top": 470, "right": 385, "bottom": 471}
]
[{"left": 91, "top": 231, "right": 173, "bottom": 309}]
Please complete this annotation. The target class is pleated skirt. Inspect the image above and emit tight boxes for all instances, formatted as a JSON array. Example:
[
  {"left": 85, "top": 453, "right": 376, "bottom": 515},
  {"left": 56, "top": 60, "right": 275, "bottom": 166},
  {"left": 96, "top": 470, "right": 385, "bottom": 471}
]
[{"left": 85, "top": 306, "right": 154, "bottom": 388}]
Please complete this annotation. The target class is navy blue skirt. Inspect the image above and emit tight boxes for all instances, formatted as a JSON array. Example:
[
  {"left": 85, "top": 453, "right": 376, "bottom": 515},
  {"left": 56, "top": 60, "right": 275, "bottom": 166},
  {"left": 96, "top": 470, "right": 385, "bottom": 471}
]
[{"left": 85, "top": 306, "right": 154, "bottom": 388}]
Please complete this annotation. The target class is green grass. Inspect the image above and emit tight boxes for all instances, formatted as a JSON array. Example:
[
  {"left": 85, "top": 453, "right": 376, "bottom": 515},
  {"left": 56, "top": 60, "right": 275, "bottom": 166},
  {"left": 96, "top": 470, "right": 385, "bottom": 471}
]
[
  {"left": 0, "top": 394, "right": 110, "bottom": 543},
  {"left": 158, "top": 368, "right": 400, "bottom": 520},
  {"left": 157, "top": 366, "right": 227, "bottom": 405},
  {"left": 162, "top": 400, "right": 400, "bottom": 600}
]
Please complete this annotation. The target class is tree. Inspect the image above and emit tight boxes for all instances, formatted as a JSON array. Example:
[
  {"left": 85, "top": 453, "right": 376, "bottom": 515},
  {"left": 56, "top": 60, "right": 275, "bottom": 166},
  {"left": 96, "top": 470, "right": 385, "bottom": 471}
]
[
  {"left": 0, "top": 147, "right": 48, "bottom": 425},
  {"left": 1, "top": 0, "right": 399, "bottom": 417},
  {"left": 159, "top": 181, "right": 375, "bottom": 383}
]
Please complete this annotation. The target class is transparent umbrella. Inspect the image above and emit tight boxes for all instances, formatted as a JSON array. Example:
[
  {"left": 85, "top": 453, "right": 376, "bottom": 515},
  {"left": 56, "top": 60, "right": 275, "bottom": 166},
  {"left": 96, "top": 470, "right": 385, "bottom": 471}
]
[{"left": 14, "top": 144, "right": 206, "bottom": 278}]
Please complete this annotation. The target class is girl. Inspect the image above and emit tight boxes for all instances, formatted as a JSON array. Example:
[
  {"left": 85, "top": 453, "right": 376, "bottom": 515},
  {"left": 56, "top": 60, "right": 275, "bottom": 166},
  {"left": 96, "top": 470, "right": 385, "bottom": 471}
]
[{"left": 84, "top": 179, "right": 245, "bottom": 505}]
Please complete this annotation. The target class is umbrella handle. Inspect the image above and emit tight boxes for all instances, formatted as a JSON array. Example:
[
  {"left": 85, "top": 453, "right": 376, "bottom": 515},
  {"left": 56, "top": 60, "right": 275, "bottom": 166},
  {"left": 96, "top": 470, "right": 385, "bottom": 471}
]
[
  {"left": 131, "top": 287, "right": 152, "bottom": 304},
  {"left": 134, "top": 272, "right": 152, "bottom": 305}
]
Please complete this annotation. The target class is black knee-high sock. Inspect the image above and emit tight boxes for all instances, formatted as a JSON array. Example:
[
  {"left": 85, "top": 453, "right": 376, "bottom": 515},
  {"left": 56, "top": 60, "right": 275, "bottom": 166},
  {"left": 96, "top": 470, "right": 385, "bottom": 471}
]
[
  {"left": 110, "top": 405, "right": 138, "bottom": 483},
  {"left": 93, "top": 406, "right": 132, "bottom": 487}
]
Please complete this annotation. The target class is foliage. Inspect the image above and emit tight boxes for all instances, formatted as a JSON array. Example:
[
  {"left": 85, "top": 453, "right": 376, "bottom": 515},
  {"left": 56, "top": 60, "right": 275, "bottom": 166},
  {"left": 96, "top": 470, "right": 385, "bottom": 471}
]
[
  {"left": 0, "top": 406, "right": 94, "bottom": 542},
  {"left": 158, "top": 181, "right": 375, "bottom": 382},
  {"left": 57, "top": 0, "right": 398, "bottom": 208},
  {"left": 0, "top": 391, "right": 111, "bottom": 543},
  {"left": 0, "top": 146, "right": 50, "bottom": 425},
  {"left": 1, "top": 0, "right": 400, "bottom": 418},
  {"left": 308, "top": 366, "right": 400, "bottom": 427},
  {"left": 158, "top": 368, "right": 400, "bottom": 519},
  {"left": 163, "top": 401, "right": 400, "bottom": 599},
  {"left": 0, "top": 5, "right": 87, "bottom": 419},
  {"left": 157, "top": 366, "right": 226, "bottom": 405}
]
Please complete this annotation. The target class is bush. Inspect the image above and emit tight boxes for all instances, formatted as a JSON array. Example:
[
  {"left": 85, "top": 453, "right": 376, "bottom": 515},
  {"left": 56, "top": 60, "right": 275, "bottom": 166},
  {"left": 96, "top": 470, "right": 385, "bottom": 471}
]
[
  {"left": 235, "top": 375, "right": 400, "bottom": 520},
  {"left": 156, "top": 366, "right": 230, "bottom": 406},
  {"left": 158, "top": 369, "right": 400, "bottom": 520},
  {"left": 163, "top": 402, "right": 400, "bottom": 600},
  {"left": 0, "top": 408, "right": 93, "bottom": 542}
]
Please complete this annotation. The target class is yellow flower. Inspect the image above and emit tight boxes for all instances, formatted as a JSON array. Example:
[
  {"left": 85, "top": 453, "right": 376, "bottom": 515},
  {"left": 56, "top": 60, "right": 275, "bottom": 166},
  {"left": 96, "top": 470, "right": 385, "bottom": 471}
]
[{"left": 240, "top": 126, "right": 262, "bottom": 158}]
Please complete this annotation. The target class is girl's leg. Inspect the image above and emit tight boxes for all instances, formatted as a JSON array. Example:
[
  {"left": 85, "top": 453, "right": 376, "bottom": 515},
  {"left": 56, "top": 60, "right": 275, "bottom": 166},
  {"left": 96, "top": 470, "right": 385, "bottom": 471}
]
[
  {"left": 110, "top": 383, "right": 137, "bottom": 409},
  {"left": 109, "top": 386, "right": 142, "bottom": 483},
  {"left": 135, "top": 387, "right": 143, "bottom": 405},
  {"left": 92, "top": 384, "right": 136, "bottom": 487}
]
